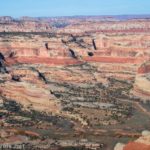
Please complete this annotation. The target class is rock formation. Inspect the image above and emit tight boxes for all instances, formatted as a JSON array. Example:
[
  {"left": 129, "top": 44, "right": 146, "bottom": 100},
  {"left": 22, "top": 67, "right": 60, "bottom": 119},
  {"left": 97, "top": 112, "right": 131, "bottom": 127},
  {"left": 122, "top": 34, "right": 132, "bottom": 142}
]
[
  {"left": 114, "top": 131, "right": 150, "bottom": 150},
  {"left": 0, "top": 16, "right": 150, "bottom": 149},
  {"left": 131, "top": 61, "right": 150, "bottom": 101}
]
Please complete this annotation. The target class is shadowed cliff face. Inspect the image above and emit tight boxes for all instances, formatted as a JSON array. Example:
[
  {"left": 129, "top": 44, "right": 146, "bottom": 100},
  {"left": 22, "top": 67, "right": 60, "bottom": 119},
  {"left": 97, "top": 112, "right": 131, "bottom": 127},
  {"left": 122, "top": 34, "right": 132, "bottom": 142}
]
[{"left": 0, "top": 17, "right": 150, "bottom": 150}]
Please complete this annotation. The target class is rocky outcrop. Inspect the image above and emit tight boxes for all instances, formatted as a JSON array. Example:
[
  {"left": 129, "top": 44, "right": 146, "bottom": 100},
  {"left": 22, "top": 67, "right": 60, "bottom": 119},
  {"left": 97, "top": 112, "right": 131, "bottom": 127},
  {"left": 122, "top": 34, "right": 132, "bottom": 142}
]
[
  {"left": 138, "top": 62, "right": 150, "bottom": 74},
  {"left": 0, "top": 81, "right": 61, "bottom": 113},
  {"left": 115, "top": 131, "right": 150, "bottom": 150},
  {"left": 131, "top": 61, "right": 150, "bottom": 101}
]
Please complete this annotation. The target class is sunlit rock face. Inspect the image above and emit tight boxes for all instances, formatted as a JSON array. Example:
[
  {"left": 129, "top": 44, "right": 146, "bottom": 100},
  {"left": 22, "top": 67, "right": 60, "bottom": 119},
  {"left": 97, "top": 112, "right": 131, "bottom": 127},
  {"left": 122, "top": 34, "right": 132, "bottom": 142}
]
[
  {"left": 115, "top": 131, "right": 150, "bottom": 150},
  {"left": 123, "top": 142, "right": 150, "bottom": 150}
]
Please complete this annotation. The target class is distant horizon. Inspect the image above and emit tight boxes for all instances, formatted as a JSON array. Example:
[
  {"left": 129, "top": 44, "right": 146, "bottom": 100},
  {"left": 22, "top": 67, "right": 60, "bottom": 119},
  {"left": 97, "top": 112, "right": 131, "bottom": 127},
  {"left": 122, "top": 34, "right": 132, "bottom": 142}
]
[
  {"left": 0, "top": 0, "right": 150, "bottom": 18},
  {"left": 1, "top": 14, "right": 150, "bottom": 19}
]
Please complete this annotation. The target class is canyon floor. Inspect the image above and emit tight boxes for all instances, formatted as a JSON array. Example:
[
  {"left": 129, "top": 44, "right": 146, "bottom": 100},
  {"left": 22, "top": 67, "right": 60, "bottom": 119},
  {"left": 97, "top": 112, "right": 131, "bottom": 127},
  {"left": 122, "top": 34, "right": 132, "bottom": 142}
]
[{"left": 0, "top": 16, "right": 150, "bottom": 150}]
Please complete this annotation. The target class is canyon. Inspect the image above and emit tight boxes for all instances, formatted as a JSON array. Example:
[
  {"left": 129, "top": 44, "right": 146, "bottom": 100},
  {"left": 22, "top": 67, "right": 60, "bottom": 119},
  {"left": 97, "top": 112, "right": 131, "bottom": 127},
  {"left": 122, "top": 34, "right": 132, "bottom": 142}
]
[{"left": 0, "top": 16, "right": 150, "bottom": 150}]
